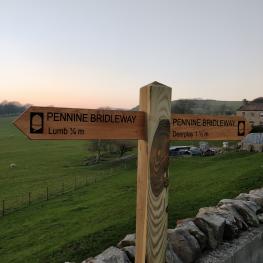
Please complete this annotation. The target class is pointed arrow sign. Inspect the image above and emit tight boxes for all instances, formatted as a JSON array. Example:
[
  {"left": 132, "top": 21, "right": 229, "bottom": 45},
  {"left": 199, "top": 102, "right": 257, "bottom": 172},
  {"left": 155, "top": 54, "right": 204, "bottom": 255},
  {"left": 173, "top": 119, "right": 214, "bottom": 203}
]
[
  {"left": 14, "top": 107, "right": 251, "bottom": 141},
  {"left": 170, "top": 113, "right": 252, "bottom": 141},
  {"left": 13, "top": 106, "right": 146, "bottom": 140}
]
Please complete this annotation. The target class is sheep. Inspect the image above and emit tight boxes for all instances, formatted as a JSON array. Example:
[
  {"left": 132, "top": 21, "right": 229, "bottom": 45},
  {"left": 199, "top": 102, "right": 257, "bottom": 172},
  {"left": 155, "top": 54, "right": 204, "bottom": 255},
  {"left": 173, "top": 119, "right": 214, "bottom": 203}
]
[{"left": 9, "top": 163, "right": 16, "bottom": 168}]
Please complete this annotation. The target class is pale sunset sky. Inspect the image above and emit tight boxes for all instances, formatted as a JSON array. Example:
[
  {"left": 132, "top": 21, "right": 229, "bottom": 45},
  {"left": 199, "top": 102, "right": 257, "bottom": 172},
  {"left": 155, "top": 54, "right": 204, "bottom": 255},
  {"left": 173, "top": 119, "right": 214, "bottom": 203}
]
[{"left": 0, "top": 0, "right": 262, "bottom": 109}]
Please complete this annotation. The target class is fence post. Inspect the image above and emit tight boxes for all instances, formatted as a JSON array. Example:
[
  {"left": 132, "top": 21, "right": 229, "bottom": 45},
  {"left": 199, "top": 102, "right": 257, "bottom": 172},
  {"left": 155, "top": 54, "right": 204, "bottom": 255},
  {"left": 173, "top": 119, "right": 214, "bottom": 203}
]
[
  {"left": 28, "top": 192, "right": 31, "bottom": 206},
  {"left": 46, "top": 187, "right": 49, "bottom": 201},
  {"left": 74, "top": 175, "right": 77, "bottom": 190},
  {"left": 2, "top": 200, "right": 5, "bottom": 216}
]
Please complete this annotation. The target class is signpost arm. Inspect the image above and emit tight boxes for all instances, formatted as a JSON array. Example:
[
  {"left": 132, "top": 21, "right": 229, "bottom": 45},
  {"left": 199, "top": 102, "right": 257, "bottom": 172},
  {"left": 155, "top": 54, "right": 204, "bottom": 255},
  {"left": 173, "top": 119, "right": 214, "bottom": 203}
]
[{"left": 135, "top": 82, "right": 171, "bottom": 263}]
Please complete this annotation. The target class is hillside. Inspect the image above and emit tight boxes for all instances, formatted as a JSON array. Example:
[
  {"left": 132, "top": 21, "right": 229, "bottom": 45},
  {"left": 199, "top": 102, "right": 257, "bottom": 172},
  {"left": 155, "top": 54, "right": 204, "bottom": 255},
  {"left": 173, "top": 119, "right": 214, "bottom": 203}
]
[
  {"left": 133, "top": 99, "right": 242, "bottom": 115},
  {"left": 0, "top": 116, "right": 263, "bottom": 262},
  {"left": 171, "top": 99, "right": 242, "bottom": 115}
]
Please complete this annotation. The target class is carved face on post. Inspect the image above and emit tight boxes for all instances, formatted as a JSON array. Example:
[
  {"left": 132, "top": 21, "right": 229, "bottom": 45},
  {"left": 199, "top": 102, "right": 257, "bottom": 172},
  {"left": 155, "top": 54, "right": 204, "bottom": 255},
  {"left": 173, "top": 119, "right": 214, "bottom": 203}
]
[{"left": 150, "top": 119, "right": 170, "bottom": 197}]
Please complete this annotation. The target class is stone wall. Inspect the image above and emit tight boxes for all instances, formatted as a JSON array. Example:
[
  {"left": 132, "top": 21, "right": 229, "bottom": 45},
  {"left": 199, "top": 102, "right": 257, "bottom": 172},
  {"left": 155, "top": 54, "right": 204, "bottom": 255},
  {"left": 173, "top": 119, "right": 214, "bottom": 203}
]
[
  {"left": 68, "top": 187, "right": 263, "bottom": 263},
  {"left": 198, "top": 226, "right": 263, "bottom": 263}
]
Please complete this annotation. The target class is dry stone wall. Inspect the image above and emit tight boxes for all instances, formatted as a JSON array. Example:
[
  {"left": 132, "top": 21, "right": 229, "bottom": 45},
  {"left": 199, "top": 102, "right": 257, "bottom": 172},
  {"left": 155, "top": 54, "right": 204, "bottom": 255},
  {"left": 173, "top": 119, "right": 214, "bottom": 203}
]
[{"left": 67, "top": 187, "right": 263, "bottom": 263}]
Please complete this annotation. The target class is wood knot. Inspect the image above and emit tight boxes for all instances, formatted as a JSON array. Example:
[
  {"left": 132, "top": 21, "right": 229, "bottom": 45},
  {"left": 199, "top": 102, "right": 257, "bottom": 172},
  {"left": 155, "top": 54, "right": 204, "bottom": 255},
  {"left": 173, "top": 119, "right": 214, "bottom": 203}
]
[{"left": 150, "top": 119, "right": 170, "bottom": 197}]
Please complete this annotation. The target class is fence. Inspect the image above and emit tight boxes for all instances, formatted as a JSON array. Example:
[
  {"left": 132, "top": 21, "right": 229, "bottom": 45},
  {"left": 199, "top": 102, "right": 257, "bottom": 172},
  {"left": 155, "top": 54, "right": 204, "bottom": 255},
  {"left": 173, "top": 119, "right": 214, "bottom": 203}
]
[{"left": 0, "top": 167, "right": 120, "bottom": 217}]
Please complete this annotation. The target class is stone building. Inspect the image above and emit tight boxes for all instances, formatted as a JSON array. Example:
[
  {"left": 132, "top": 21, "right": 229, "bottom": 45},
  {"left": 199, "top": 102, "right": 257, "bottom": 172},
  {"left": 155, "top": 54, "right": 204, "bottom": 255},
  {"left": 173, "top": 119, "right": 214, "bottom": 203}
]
[{"left": 236, "top": 98, "right": 263, "bottom": 127}]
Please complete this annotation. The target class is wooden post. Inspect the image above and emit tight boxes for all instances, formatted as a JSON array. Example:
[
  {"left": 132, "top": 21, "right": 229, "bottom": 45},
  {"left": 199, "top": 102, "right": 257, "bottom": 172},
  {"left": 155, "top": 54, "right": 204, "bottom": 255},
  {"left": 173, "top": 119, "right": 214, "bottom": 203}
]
[
  {"left": 28, "top": 192, "right": 31, "bottom": 206},
  {"left": 46, "top": 187, "right": 49, "bottom": 201},
  {"left": 135, "top": 82, "right": 171, "bottom": 263},
  {"left": 2, "top": 200, "right": 5, "bottom": 216}
]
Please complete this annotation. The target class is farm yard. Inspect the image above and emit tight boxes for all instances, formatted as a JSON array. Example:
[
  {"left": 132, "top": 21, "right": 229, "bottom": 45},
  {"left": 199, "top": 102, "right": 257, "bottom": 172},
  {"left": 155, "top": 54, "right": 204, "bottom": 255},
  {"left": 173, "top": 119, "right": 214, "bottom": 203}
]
[{"left": 0, "top": 116, "right": 263, "bottom": 263}]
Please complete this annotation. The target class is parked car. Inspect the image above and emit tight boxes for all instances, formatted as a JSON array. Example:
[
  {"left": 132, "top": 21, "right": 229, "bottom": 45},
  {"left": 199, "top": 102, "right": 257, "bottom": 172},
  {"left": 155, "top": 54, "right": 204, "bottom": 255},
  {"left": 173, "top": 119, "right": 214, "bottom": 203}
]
[
  {"left": 177, "top": 149, "right": 191, "bottom": 156},
  {"left": 169, "top": 146, "right": 190, "bottom": 156},
  {"left": 189, "top": 147, "right": 202, "bottom": 156},
  {"left": 202, "top": 149, "right": 215, "bottom": 156}
]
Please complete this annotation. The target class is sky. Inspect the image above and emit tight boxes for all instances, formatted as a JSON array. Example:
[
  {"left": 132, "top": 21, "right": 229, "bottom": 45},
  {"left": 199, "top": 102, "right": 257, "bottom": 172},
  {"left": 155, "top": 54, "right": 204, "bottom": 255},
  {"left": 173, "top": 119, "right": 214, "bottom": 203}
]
[{"left": 0, "top": 0, "right": 262, "bottom": 109}]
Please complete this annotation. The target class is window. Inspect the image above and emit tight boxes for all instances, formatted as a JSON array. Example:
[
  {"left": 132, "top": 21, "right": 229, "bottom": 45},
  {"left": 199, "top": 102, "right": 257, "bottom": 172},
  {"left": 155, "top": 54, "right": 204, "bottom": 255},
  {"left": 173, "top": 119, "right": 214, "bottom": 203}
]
[
  {"left": 260, "top": 112, "right": 263, "bottom": 118},
  {"left": 250, "top": 112, "right": 255, "bottom": 117},
  {"left": 242, "top": 112, "right": 245, "bottom": 117}
]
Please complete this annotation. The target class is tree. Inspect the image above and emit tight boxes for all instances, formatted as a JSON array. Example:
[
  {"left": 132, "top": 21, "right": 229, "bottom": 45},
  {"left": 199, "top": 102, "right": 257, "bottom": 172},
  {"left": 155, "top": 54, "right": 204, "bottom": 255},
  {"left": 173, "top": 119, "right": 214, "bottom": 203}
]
[
  {"left": 88, "top": 139, "right": 136, "bottom": 163},
  {"left": 113, "top": 140, "right": 136, "bottom": 157},
  {"left": 242, "top": 98, "right": 249, "bottom": 105},
  {"left": 252, "top": 97, "right": 263, "bottom": 103},
  {"left": 88, "top": 140, "right": 110, "bottom": 162},
  {"left": 0, "top": 101, "right": 29, "bottom": 116}
]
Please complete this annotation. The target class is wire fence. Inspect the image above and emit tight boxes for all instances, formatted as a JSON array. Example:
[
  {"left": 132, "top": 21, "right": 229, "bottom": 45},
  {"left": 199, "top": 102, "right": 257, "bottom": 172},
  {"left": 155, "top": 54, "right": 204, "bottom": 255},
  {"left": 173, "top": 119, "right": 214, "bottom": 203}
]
[{"left": 0, "top": 167, "right": 120, "bottom": 217}]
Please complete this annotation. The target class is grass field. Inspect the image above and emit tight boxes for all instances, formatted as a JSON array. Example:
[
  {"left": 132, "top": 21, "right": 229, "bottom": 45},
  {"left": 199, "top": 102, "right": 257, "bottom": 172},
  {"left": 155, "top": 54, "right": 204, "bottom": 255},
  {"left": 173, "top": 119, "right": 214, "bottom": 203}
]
[
  {"left": 0, "top": 117, "right": 96, "bottom": 200},
  {"left": 0, "top": 116, "right": 263, "bottom": 263}
]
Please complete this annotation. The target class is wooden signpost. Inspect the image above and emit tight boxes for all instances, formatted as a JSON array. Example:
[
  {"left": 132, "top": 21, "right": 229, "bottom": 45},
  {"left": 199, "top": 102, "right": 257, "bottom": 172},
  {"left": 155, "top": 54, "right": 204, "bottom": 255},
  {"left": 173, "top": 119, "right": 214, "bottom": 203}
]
[
  {"left": 135, "top": 82, "right": 171, "bottom": 263},
  {"left": 14, "top": 107, "right": 145, "bottom": 140},
  {"left": 14, "top": 81, "right": 251, "bottom": 263},
  {"left": 14, "top": 107, "right": 251, "bottom": 142},
  {"left": 171, "top": 113, "right": 252, "bottom": 141}
]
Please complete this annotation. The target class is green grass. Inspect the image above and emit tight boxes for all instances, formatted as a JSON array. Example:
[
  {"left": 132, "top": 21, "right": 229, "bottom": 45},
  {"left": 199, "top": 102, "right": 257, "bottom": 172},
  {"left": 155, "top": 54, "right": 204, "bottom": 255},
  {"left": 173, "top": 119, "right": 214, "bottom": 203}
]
[
  {"left": 0, "top": 168, "right": 137, "bottom": 263},
  {"left": 0, "top": 117, "right": 114, "bottom": 203},
  {"left": 0, "top": 116, "right": 263, "bottom": 263}
]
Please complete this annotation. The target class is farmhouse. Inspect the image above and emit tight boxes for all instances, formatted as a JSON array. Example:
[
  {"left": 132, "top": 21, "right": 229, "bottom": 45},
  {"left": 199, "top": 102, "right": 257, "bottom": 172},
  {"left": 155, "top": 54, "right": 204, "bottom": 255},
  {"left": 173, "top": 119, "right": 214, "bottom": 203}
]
[{"left": 236, "top": 97, "right": 263, "bottom": 127}]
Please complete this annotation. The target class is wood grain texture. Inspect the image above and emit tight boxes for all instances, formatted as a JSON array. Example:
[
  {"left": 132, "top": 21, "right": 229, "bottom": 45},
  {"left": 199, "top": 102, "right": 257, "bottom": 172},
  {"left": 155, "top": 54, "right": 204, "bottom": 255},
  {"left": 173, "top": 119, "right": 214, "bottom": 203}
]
[
  {"left": 135, "top": 86, "right": 149, "bottom": 263},
  {"left": 136, "top": 82, "right": 171, "bottom": 263},
  {"left": 13, "top": 106, "right": 145, "bottom": 140},
  {"left": 171, "top": 113, "right": 252, "bottom": 141}
]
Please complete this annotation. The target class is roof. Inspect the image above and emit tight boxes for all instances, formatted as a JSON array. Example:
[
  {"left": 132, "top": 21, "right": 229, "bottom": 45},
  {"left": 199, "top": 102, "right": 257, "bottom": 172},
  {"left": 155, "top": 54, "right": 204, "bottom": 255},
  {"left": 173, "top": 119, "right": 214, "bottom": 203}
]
[{"left": 238, "top": 102, "right": 263, "bottom": 111}]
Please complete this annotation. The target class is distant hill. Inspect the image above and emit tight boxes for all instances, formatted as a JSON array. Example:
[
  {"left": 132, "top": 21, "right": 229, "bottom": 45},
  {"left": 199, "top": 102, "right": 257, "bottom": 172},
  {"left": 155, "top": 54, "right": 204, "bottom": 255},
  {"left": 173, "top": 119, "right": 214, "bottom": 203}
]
[
  {"left": 133, "top": 99, "right": 243, "bottom": 115},
  {"left": 1, "top": 99, "right": 243, "bottom": 116},
  {"left": 171, "top": 99, "right": 242, "bottom": 115}
]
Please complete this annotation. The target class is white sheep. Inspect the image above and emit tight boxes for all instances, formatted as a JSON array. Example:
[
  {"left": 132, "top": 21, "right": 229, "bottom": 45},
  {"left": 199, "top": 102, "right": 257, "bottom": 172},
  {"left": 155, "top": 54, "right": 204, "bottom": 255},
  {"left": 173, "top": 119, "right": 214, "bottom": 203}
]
[{"left": 9, "top": 163, "right": 16, "bottom": 168}]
